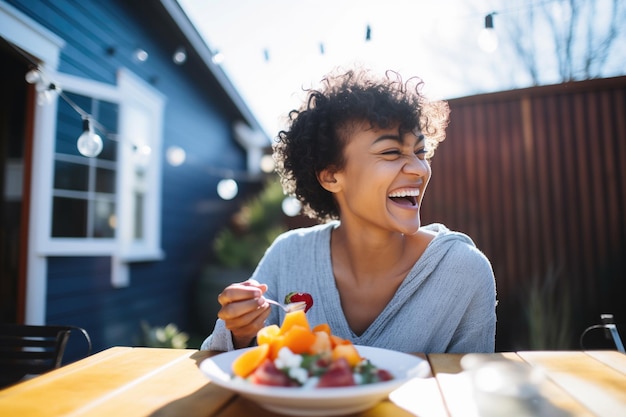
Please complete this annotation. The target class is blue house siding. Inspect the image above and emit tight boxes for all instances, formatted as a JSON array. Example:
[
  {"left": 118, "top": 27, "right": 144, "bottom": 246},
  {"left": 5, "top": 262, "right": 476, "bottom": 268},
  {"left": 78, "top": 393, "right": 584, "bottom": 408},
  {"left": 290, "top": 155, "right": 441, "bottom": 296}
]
[{"left": 5, "top": 0, "right": 262, "bottom": 359}]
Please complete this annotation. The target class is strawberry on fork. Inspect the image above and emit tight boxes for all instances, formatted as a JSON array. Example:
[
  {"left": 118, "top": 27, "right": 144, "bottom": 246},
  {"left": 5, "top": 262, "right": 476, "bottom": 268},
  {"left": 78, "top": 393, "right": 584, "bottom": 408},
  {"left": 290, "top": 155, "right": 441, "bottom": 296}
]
[{"left": 284, "top": 292, "right": 314, "bottom": 313}]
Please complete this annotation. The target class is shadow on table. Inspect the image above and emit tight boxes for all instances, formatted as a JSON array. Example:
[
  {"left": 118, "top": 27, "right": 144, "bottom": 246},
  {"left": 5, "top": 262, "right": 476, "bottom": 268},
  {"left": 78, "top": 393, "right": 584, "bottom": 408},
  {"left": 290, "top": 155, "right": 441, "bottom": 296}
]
[{"left": 189, "top": 350, "right": 220, "bottom": 367}]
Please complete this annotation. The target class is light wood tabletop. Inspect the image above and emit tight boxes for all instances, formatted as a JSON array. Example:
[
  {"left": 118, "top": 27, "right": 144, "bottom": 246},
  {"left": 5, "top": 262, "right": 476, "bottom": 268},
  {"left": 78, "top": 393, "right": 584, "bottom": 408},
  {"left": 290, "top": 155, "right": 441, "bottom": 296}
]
[{"left": 0, "top": 346, "right": 624, "bottom": 416}]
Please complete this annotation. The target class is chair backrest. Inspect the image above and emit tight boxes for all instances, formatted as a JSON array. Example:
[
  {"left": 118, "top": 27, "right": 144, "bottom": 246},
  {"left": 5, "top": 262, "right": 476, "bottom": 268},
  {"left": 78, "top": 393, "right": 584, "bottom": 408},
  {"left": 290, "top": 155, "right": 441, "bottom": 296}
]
[
  {"left": 579, "top": 314, "right": 625, "bottom": 353},
  {"left": 0, "top": 324, "right": 92, "bottom": 387}
]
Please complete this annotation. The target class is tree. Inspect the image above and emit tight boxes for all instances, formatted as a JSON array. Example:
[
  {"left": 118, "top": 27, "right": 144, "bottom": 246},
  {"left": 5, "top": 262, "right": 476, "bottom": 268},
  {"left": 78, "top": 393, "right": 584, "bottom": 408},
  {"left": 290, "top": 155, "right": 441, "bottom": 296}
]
[{"left": 502, "top": 0, "right": 625, "bottom": 84}]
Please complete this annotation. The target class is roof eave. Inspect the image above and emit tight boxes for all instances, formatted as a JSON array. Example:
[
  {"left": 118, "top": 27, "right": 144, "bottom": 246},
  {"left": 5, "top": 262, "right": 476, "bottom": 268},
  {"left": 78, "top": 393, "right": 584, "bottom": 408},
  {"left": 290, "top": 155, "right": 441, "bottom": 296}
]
[{"left": 160, "top": 0, "right": 270, "bottom": 145}]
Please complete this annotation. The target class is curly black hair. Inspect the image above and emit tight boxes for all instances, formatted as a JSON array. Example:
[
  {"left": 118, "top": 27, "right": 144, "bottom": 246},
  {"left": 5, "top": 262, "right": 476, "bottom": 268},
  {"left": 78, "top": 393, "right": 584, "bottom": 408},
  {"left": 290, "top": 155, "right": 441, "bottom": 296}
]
[{"left": 274, "top": 66, "right": 450, "bottom": 222}]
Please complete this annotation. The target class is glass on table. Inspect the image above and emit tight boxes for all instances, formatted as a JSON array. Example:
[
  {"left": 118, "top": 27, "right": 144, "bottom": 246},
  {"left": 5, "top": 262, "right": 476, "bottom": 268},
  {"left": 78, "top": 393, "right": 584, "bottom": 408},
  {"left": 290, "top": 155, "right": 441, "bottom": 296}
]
[{"left": 461, "top": 354, "right": 548, "bottom": 417}]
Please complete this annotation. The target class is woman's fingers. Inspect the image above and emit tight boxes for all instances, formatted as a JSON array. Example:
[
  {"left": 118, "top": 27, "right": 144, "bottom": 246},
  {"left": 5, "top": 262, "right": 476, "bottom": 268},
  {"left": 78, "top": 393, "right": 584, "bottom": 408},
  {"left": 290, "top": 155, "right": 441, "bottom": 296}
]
[
  {"left": 215, "top": 279, "right": 271, "bottom": 347},
  {"left": 220, "top": 299, "right": 270, "bottom": 348},
  {"left": 217, "top": 281, "right": 265, "bottom": 307},
  {"left": 218, "top": 296, "right": 265, "bottom": 321}
]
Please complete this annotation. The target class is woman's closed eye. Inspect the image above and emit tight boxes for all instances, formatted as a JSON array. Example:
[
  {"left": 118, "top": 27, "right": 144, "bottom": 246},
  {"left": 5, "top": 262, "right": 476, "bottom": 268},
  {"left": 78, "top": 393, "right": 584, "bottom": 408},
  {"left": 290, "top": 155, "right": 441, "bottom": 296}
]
[
  {"left": 415, "top": 148, "right": 427, "bottom": 159},
  {"left": 381, "top": 149, "right": 402, "bottom": 156},
  {"left": 380, "top": 148, "right": 426, "bottom": 158}
]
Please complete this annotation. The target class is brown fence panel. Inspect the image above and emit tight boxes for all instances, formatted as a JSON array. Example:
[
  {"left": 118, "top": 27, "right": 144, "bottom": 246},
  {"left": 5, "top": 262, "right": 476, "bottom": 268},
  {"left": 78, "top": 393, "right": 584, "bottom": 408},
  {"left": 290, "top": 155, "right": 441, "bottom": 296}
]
[{"left": 422, "top": 76, "right": 626, "bottom": 350}]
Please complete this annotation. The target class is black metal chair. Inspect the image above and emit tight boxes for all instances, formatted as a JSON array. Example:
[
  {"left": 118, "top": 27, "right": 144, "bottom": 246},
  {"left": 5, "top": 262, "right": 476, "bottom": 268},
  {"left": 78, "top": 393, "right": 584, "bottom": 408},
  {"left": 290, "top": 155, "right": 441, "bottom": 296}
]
[
  {"left": 579, "top": 314, "right": 625, "bottom": 353},
  {"left": 0, "top": 324, "right": 92, "bottom": 388}
]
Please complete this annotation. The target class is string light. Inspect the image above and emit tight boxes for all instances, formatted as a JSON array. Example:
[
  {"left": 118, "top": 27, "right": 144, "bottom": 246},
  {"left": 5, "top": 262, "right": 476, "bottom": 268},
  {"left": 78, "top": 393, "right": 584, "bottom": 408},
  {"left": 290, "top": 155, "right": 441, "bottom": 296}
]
[
  {"left": 24, "top": 66, "right": 127, "bottom": 159},
  {"left": 25, "top": 68, "right": 59, "bottom": 106},
  {"left": 207, "top": 2, "right": 562, "bottom": 64},
  {"left": 259, "top": 154, "right": 275, "bottom": 173},
  {"left": 217, "top": 178, "right": 238, "bottom": 200},
  {"left": 211, "top": 49, "right": 225, "bottom": 64},
  {"left": 281, "top": 196, "right": 302, "bottom": 217},
  {"left": 76, "top": 117, "right": 103, "bottom": 157},
  {"left": 173, "top": 46, "right": 187, "bottom": 65},
  {"left": 478, "top": 13, "right": 498, "bottom": 53},
  {"left": 166, "top": 145, "right": 186, "bottom": 166},
  {"left": 18, "top": 48, "right": 272, "bottom": 203},
  {"left": 134, "top": 48, "right": 149, "bottom": 62},
  {"left": 23, "top": 65, "right": 269, "bottom": 199}
]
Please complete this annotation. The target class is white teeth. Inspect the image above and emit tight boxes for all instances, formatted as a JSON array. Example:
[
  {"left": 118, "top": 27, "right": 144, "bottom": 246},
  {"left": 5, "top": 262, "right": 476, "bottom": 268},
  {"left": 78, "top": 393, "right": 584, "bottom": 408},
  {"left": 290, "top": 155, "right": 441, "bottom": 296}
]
[{"left": 388, "top": 189, "right": 420, "bottom": 198}]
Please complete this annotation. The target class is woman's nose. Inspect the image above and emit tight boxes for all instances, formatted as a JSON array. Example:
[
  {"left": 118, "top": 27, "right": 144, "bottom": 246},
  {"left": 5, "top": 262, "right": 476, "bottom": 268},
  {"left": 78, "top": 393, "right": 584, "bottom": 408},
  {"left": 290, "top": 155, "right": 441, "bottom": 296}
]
[{"left": 402, "top": 155, "right": 429, "bottom": 175}]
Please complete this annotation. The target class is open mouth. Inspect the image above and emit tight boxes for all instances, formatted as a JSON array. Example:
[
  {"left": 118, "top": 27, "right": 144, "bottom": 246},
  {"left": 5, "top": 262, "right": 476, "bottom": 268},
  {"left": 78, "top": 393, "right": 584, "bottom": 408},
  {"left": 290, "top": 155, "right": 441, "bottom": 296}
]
[{"left": 388, "top": 190, "right": 419, "bottom": 206}]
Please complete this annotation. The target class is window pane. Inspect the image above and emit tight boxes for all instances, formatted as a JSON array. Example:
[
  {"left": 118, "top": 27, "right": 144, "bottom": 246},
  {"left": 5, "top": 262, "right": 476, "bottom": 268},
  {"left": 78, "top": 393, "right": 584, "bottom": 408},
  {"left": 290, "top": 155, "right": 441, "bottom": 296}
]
[
  {"left": 93, "top": 199, "right": 115, "bottom": 238},
  {"left": 54, "top": 161, "right": 89, "bottom": 191},
  {"left": 96, "top": 101, "right": 119, "bottom": 161},
  {"left": 134, "top": 192, "right": 144, "bottom": 239},
  {"left": 95, "top": 167, "right": 116, "bottom": 193},
  {"left": 55, "top": 92, "right": 119, "bottom": 159},
  {"left": 53, "top": 91, "right": 119, "bottom": 240},
  {"left": 52, "top": 197, "right": 87, "bottom": 237},
  {"left": 55, "top": 94, "right": 86, "bottom": 157}
]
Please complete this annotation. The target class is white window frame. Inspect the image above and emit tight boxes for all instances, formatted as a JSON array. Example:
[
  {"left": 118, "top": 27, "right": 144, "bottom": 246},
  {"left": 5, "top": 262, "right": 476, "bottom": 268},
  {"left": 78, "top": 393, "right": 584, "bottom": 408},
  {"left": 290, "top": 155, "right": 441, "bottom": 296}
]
[
  {"left": 37, "top": 69, "right": 165, "bottom": 286},
  {"left": 116, "top": 68, "right": 165, "bottom": 262},
  {"left": 39, "top": 72, "right": 120, "bottom": 254}
]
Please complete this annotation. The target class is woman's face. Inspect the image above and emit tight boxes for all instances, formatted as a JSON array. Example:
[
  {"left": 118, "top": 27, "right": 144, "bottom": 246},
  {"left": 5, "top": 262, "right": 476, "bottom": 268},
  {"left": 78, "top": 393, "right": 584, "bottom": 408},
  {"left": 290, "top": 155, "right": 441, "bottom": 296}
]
[{"left": 331, "top": 124, "right": 431, "bottom": 235}]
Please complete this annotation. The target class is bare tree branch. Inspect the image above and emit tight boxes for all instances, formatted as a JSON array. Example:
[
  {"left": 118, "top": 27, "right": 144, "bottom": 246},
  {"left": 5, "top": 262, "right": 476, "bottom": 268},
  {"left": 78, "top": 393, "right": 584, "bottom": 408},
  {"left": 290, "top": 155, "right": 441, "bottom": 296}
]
[{"left": 504, "top": 0, "right": 624, "bottom": 83}]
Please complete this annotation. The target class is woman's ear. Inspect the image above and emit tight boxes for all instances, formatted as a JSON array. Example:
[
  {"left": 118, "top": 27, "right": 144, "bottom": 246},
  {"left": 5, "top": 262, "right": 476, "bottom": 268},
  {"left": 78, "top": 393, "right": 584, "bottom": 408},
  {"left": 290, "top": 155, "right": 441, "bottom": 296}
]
[{"left": 317, "top": 167, "right": 341, "bottom": 193}]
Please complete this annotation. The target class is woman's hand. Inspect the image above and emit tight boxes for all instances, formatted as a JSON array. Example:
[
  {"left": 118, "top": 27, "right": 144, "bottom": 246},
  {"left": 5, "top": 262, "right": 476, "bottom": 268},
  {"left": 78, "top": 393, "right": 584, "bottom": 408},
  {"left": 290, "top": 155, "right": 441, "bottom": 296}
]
[{"left": 217, "top": 279, "right": 270, "bottom": 349}]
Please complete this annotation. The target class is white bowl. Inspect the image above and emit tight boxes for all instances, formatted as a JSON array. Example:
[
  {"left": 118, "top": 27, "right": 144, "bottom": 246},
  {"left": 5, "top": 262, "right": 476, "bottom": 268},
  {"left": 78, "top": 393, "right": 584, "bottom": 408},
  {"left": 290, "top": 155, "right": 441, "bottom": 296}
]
[{"left": 199, "top": 345, "right": 431, "bottom": 416}]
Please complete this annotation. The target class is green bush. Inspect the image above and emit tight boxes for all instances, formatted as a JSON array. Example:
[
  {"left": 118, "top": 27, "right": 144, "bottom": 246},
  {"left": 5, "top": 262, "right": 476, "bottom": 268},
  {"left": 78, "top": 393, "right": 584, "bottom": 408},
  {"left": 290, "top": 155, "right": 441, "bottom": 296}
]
[
  {"left": 213, "top": 178, "right": 287, "bottom": 268},
  {"left": 140, "top": 321, "right": 189, "bottom": 349}
]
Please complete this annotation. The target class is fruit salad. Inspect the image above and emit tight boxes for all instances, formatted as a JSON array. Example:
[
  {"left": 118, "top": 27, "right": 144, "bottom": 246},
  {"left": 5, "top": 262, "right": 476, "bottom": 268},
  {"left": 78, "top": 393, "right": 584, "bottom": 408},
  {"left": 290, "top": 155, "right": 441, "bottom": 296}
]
[{"left": 231, "top": 310, "right": 393, "bottom": 388}]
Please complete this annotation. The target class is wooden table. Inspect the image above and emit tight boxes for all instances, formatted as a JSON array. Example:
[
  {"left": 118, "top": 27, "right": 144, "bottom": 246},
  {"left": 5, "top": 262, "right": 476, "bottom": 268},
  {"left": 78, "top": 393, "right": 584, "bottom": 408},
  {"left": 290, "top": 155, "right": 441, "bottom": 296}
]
[{"left": 0, "top": 347, "right": 624, "bottom": 416}]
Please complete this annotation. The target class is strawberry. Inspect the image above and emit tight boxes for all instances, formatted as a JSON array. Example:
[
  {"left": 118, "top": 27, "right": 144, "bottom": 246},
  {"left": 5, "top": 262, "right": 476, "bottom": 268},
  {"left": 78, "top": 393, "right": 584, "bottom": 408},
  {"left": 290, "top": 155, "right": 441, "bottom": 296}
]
[
  {"left": 284, "top": 292, "right": 314, "bottom": 313},
  {"left": 316, "top": 358, "right": 355, "bottom": 387}
]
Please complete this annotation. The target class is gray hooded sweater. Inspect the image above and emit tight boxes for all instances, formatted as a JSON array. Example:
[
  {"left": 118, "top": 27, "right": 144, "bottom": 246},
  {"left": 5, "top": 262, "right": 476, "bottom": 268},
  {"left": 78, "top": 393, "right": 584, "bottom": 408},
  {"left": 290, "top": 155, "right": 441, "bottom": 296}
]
[{"left": 201, "top": 222, "right": 497, "bottom": 353}]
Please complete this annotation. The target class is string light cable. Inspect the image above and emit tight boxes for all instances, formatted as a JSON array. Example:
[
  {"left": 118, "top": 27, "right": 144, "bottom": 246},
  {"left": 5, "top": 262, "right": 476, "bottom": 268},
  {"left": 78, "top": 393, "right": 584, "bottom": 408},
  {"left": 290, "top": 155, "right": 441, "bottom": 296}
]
[
  {"left": 24, "top": 65, "right": 119, "bottom": 158},
  {"left": 11, "top": 42, "right": 290, "bottom": 206},
  {"left": 221, "top": 0, "right": 572, "bottom": 60}
]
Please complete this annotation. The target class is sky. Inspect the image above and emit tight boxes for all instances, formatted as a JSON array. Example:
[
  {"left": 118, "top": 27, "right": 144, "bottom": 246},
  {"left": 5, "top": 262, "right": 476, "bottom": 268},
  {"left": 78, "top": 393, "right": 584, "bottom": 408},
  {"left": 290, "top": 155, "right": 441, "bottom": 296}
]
[{"left": 177, "top": 0, "right": 626, "bottom": 138}]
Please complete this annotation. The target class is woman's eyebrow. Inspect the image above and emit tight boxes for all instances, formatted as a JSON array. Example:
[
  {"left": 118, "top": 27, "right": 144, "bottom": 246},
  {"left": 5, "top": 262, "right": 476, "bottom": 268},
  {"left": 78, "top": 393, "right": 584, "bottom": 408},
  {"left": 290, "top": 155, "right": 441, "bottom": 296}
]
[
  {"left": 373, "top": 134, "right": 402, "bottom": 144},
  {"left": 373, "top": 133, "right": 424, "bottom": 146}
]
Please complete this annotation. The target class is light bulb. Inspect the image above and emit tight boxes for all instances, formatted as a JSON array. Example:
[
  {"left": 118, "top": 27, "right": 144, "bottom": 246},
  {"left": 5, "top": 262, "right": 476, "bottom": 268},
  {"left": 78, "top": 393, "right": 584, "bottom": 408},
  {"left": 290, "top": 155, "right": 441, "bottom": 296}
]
[
  {"left": 217, "top": 178, "right": 238, "bottom": 200},
  {"left": 281, "top": 196, "right": 302, "bottom": 217},
  {"left": 77, "top": 118, "right": 103, "bottom": 157},
  {"left": 478, "top": 29, "right": 498, "bottom": 53},
  {"left": 211, "top": 50, "right": 224, "bottom": 65},
  {"left": 478, "top": 14, "right": 498, "bottom": 53},
  {"left": 25, "top": 69, "right": 41, "bottom": 84},
  {"left": 173, "top": 47, "right": 187, "bottom": 65},
  {"left": 134, "top": 144, "right": 152, "bottom": 172},
  {"left": 36, "top": 83, "right": 59, "bottom": 106},
  {"left": 134, "top": 48, "right": 149, "bottom": 62},
  {"left": 260, "top": 154, "right": 275, "bottom": 173},
  {"left": 166, "top": 146, "right": 186, "bottom": 166}
]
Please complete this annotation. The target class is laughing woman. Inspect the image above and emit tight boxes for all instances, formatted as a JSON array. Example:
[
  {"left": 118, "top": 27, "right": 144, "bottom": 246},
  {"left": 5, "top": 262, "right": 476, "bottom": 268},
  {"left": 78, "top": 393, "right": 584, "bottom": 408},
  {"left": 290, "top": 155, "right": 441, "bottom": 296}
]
[{"left": 202, "top": 66, "right": 497, "bottom": 353}]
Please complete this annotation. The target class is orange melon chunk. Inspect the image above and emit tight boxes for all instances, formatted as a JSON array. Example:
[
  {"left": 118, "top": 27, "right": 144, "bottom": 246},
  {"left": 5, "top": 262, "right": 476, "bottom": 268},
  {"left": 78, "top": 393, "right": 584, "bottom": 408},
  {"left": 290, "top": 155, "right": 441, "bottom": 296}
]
[
  {"left": 283, "top": 325, "right": 317, "bottom": 354},
  {"left": 330, "top": 334, "right": 351, "bottom": 348},
  {"left": 257, "top": 324, "right": 280, "bottom": 345},
  {"left": 279, "top": 310, "right": 310, "bottom": 334},
  {"left": 232, "top": 343, "right": 270, "bottom": 378},
  {"left": 310, "top": 330, "right": 332, "bottom": 355},
  {"left": 267, "top": 334, "right": 286, "bottom": 361},
  {"left": 332, "top": 343, "right": 362, "bottom": 367},
  {"left": 312, "top": 323, "right": 331, "bottom": 335}
]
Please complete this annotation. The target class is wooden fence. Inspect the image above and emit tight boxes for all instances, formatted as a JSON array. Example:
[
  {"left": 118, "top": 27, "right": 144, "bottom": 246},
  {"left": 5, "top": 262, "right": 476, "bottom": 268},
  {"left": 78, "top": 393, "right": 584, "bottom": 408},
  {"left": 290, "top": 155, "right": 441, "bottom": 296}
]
[{"left": 421, "top": 76, "right": 626, "bottom": 350}]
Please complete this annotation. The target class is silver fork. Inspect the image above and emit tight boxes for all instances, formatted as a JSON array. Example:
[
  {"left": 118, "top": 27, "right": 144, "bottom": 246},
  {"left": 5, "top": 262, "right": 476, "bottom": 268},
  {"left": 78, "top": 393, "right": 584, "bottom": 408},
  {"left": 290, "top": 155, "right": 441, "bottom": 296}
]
[{"left": 264, "top": 298, "right": 307, "bottom": 313}]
